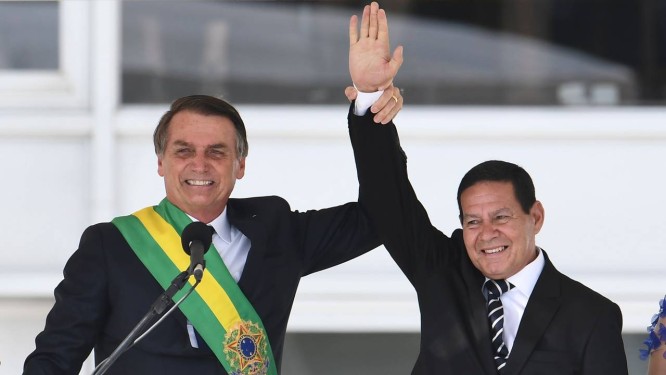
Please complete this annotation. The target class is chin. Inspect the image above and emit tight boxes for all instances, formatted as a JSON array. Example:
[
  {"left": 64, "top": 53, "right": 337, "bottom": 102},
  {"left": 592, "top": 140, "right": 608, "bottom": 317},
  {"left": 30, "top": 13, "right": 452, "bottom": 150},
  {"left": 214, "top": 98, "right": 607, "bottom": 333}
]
[{"left": 482, "top": 266, "right": 508, "bottom": 279}]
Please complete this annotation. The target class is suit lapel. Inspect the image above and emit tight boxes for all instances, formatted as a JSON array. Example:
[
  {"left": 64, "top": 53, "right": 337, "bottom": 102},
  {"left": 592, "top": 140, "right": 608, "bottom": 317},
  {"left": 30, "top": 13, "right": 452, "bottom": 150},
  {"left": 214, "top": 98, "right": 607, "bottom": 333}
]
[
  {"left": 460, "top": 249, "right": 498, "bottom": 375},
  {"left": 505, "top": 251, "right": 562, "bottom": 374},
  {"left": 225, "top": 200, "right": 267, "bottom": 288}
]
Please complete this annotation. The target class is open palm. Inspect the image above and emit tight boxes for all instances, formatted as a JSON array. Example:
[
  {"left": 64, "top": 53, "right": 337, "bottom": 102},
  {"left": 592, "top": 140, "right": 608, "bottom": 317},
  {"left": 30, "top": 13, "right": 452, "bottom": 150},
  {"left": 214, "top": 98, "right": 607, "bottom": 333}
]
[{"left": 349, "top": 2, "right": 403, "bottom": 92}]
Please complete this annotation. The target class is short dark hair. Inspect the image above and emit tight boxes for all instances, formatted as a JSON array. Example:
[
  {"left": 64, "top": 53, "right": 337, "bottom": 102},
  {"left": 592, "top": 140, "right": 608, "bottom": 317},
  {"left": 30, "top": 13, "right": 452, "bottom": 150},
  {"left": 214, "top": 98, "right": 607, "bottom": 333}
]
[
  {"left": 153, "top": 95, "right": 248, "bottom": 158},
  {"left": 456, "top": 160, "right": 536, "bottom": 222}
]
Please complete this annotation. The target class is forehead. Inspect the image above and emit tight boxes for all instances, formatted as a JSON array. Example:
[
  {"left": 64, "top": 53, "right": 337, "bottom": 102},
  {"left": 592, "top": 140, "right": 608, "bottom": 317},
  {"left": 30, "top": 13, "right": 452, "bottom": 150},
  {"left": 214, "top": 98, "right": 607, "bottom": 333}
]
[
  {"left": 460, "top": 181, "right": 519, "bottom": 211},
  {"left": 167, "top": 110, "right": 236, "bottom": 143}
]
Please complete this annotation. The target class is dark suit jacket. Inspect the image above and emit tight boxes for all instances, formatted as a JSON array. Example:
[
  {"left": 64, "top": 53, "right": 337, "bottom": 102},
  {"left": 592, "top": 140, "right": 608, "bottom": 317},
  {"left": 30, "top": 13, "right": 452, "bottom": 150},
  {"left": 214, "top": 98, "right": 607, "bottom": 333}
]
[
  {"left": 24, "top": 196, "right": 379, "bottom": 375},
  {"left": 349, "top": 109, "right": 628, "bottom": 374}
]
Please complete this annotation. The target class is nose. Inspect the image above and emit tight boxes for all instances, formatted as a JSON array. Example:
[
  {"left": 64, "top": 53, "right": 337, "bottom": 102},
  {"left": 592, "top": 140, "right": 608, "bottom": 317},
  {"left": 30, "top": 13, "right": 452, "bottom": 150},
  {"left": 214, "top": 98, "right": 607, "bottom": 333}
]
[
  {"left": 479, "top": 221, "right": 498, "bottom": 241},
  {"left": 190, "top": 153, "right": 209, "bottom": 173}
]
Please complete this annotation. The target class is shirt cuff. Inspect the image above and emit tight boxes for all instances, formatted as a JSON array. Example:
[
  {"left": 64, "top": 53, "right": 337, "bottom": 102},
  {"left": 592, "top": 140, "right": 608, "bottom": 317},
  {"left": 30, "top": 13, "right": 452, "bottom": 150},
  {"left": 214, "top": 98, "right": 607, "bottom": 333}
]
[{"left": 353, "top": 90, "right": 384, "bottom": 116}]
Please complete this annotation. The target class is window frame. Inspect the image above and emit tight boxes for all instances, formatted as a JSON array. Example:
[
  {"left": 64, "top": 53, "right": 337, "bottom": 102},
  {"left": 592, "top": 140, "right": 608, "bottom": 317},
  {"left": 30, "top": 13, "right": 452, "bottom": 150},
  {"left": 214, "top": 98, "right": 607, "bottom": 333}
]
[{"left": 0, "top": 0, "right": 90, "bottom": 109}]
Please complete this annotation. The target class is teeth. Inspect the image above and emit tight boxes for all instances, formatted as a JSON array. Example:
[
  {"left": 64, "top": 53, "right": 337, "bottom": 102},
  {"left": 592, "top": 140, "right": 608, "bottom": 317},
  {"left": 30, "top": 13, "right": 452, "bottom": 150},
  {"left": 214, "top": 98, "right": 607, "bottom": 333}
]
[
  {"left": 484, "top": 246, "right": 505, "bottom": 254},
  {"left": 187, "top": 180, "right": 213, "bottom": 186}
]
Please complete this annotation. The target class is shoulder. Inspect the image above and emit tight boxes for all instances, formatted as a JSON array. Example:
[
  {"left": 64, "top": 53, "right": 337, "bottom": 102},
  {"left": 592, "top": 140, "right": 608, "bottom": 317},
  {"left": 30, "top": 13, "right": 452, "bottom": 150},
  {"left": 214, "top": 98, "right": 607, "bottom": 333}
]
[
  {"left": 228, "top": 196, "right": 292, "bottom": 216},
  {"left": 80, "top": 222, "right": 124, "bottom": 242},
  {"left": 229, "top": 195, "right": 289, "bottom": 207},
  {"left": 560, "top": 273, "right": 618, "bottom": 309},
  {"left": 543, "top": 255, "right": 619, "bottom": 313},
  {"left": 79, "top": 222, "right": 129, "bottom": 254}
]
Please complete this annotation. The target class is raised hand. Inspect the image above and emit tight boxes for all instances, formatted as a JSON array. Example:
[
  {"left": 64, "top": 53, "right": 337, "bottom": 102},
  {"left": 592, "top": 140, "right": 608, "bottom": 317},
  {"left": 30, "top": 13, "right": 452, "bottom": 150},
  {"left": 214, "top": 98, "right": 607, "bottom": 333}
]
[{"left": 349, "top": 2, "right": 403, "bottom": 93}]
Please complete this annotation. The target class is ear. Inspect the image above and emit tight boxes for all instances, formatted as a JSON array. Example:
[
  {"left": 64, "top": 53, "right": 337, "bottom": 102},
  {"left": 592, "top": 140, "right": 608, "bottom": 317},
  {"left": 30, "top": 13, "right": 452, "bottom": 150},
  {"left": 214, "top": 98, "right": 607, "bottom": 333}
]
[
  {"left": 531, "top": 200, "right": 545, "bottom": 234},
  {"left": 235, "top": 157, "right": 246, "bottom": 179},
  {"left": 157, "top": 156, "right": 165, "bottom": 177}
]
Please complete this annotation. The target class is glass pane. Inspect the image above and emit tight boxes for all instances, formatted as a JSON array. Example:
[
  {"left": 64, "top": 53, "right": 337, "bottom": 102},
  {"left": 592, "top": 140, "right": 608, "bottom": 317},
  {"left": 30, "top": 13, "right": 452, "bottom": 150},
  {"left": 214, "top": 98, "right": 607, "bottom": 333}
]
[
  {"left": 0, "top": 1, "right": 59, "bottom": 70},
  {"left": 121, "top": 1, "right": 666, "bottom": 106}
]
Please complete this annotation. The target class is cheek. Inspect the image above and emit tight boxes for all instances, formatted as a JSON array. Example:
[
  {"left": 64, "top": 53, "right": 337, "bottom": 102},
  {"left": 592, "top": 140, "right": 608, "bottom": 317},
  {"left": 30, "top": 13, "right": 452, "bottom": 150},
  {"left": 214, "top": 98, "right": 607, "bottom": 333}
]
[{"left": 462, "top": 234, "right": 476, "bottom": 256}]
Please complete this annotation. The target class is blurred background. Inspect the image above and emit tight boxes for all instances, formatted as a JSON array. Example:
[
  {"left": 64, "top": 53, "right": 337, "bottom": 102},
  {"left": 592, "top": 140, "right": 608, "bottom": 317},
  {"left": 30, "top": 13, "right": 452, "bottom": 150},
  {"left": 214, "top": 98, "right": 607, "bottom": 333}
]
[{"left": 1, "top": 0, "right": 665, "bottom": 373}]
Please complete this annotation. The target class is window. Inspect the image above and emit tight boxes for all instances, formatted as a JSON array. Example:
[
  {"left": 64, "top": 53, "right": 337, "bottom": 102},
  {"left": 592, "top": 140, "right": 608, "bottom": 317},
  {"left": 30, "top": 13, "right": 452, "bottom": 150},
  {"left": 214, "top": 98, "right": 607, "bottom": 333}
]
[
  {"left": 0, "top": 2, "right": 58, "bottom": 70},
  {"left": 120, "top": 1, "right": 664, "bottom": 106},
  {"left": 0, "top": 1, "right": 89, "bottom": 109}
]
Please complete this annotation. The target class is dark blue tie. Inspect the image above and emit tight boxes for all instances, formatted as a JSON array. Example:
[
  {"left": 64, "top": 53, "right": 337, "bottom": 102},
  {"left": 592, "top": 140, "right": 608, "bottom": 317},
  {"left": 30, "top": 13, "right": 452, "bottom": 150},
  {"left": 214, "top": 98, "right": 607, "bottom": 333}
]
[{"left": 483, "top": 279, "right": 515, "bottom": 373}]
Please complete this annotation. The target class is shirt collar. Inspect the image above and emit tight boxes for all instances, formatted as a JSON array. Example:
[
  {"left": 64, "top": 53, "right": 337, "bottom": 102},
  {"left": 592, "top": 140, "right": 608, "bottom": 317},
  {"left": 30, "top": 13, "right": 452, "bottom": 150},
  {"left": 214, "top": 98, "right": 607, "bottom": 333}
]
[
  {"left": 186, "top": 207, "right": 232, "bottom": 244},
  {"left": 506, "top": 247, "right": 545, "bottom": 299}
]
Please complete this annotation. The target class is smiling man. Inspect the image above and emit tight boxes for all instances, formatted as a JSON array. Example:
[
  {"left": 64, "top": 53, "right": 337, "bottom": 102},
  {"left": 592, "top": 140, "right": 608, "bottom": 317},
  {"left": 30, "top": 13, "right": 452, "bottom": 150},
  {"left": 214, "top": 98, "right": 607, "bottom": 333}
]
[
  {"left": 457, "top": 165, "right": 545, "bottom": 282},
  {"left": 23, "top": 90, "right": 402, "bottom": 374},
  {"left": 347, "top": 2, "right": 628, "bottom": 374},
  {"left": 155, "top": 100, "right": 247, "bottom": 224}
]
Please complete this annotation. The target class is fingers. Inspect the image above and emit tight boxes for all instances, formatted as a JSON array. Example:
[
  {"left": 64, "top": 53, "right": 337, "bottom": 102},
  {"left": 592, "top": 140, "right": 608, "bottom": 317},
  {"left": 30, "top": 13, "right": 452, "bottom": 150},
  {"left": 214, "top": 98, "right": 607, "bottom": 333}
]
[
  {"left": 368, "top": 2, "right": 379, "bottom": 39},
  {"left": 344, "top": 86, "right": 358, "bottom": 102},
  {"left": 392, "top": 45, "right": 404, "bottom": 70},
  {"left": 377, "top": 8, "right": 389, "bottom": 42},
  {"left": 349, "top": 15, "right": 358, "bottom": 46},
  {"left": 360, "top": 4, "right": 370, "bottom": 38},
  {"left": 371, "top": 85, "right": 402, "bottom": 125},
  {"left": 389, "top": 45, "right": 404, "bottom": 80},
  {"left": 376, "top": 46, "right": 404, "bottom": 91}
]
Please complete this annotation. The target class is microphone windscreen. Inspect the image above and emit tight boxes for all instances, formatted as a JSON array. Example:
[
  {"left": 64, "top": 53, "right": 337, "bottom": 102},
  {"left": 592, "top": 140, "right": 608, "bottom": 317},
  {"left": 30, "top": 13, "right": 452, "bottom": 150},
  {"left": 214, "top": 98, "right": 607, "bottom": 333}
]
[{"left": 181, "top": 222, "right": 213, "bottom": 255}]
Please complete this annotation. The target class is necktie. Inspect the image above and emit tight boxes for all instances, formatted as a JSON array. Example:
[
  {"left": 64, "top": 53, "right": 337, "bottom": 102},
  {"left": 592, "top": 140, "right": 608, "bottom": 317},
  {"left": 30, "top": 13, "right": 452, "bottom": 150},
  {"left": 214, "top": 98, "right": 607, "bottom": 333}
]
[{"left": 483, "top": 279, "right": 515, "bottom": 373}]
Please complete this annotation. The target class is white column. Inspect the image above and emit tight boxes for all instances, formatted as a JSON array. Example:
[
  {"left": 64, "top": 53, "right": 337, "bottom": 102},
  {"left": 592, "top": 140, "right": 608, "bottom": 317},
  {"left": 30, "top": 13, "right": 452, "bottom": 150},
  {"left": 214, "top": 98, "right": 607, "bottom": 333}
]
[{"left": 90, "top": 0, "right": 121, "bottom": 223}]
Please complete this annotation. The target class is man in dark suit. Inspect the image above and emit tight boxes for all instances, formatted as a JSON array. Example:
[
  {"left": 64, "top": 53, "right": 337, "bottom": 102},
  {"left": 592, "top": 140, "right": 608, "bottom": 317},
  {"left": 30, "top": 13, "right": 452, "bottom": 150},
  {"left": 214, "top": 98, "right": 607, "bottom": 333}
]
[
  {"left": 347, "top": 2, "right": 628, "bottom": 374},
  {"left": 23, "top": 72, "right": 401, "bottom": 374}
]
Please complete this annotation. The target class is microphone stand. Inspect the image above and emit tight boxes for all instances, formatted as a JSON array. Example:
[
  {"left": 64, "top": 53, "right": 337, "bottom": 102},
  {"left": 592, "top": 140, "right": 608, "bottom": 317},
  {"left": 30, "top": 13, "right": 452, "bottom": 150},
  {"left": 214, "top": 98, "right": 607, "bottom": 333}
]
[{"left": 92, "top": 270, "right": 191, "bottom": 375}]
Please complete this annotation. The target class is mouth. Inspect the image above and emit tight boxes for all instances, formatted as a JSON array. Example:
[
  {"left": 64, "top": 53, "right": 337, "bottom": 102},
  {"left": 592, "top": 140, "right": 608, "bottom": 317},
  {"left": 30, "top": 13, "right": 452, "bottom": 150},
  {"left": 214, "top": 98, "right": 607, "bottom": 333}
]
[
  {"left": 482, "top": 246, "right": 508, "bottom": 255},
  {"left": 185, "top": 179, "right": 214, "bottom": 186}
]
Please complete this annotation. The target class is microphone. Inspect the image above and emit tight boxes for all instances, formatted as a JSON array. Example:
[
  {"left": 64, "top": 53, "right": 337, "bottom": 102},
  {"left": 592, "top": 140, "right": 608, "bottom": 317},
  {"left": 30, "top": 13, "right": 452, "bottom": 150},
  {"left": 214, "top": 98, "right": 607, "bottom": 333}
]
[
  {"left": 92, "top": 222, "right": 213, "bottom": 375},
  {"left": 181, "top": 222, "right": 213, "bottom": 281}
]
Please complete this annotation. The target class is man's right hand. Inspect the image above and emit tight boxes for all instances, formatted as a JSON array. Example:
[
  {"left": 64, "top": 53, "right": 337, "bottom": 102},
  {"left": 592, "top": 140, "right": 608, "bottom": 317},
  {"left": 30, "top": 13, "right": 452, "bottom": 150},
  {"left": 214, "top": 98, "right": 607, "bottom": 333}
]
[{"left": 349, "top": 2, "right": 403, "bottom": 93}]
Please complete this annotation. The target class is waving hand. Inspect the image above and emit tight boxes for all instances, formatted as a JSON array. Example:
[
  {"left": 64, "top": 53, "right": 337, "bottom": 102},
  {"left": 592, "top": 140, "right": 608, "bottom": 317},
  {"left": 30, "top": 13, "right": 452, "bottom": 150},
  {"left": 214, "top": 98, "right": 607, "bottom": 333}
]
[{"left": 349, "top": 2, "right": 403, "bottom": 92}]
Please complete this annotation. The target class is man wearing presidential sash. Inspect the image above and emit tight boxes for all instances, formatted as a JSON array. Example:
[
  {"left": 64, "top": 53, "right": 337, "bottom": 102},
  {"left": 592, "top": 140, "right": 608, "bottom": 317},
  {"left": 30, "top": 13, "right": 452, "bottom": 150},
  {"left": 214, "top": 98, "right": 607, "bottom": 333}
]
[{"left": 22, "top": 11, "right": 404, "bottom": 373}]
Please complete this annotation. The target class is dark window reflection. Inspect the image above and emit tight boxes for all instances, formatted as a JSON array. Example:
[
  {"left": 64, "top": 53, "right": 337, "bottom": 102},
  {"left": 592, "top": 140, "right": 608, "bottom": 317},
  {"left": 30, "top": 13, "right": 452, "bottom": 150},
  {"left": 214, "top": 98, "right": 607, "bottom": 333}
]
[
  {"left": 0, "top": 1, "right": 59, "bottom": 70},
  {"left": 121, "top": 1, "right": 666, "bottom": 106}
]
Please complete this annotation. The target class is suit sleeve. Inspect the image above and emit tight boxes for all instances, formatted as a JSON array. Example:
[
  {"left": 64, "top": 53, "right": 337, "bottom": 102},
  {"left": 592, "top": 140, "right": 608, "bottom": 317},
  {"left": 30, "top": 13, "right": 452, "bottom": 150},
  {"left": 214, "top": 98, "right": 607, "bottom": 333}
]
[
  {"left": 582, "top": 302, "right": 628, "bottom": 374},
  {"left": 23, "top": 225, "right": 109, "bottom": 375},
  {"left": 294, "top": 200, "right": 381, "bottom": 276},
  {"left": 348, "top": 105, "right": 453, "bottom": 285}
]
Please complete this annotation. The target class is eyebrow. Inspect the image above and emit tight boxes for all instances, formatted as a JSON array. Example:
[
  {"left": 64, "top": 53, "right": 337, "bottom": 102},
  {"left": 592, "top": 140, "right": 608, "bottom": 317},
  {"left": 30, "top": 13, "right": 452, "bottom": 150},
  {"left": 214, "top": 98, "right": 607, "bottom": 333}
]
[
  {"left": 491, "top": 208, "right": 512, "bottom": 215},
  {"left": 208, "top": 143, "right": 228, "bottom": 150},
  {"left": 172, "top": 140, "right": 228, "bottom": 150},
  {"left": 462, "top": 207, "right": 512, "bottom": 220},
  {"left": 462, "top": 213, "right": 480, "bottom": 221}
]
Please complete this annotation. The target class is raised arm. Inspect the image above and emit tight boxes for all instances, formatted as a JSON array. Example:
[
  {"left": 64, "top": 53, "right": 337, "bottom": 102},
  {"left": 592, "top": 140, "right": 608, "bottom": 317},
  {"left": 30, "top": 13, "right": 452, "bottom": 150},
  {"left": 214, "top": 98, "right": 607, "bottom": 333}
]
[{"left": 347, "top": 3, "right": 458, "bottom": 285}]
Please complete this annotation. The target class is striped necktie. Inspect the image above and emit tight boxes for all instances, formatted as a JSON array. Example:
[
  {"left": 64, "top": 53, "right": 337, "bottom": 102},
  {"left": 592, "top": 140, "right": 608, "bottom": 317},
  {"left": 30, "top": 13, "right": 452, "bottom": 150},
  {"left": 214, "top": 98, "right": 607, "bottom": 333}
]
[{"left": 483, "top": 279, "right": 515, "bottom": 373}]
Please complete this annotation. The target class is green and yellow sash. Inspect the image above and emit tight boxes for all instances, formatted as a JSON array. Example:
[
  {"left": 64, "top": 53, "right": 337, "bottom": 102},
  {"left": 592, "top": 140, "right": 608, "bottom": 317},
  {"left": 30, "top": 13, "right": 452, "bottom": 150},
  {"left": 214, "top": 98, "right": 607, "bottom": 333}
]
[{"left": 112, "top": 198, "right": 278, "bottom": 375}]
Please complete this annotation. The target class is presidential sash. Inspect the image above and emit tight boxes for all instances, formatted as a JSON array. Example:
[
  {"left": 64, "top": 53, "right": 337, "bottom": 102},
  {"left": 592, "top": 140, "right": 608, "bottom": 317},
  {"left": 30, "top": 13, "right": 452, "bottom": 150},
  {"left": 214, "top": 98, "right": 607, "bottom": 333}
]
[{"left": 112, "top": 199, "right": 278, "bottom": 375}]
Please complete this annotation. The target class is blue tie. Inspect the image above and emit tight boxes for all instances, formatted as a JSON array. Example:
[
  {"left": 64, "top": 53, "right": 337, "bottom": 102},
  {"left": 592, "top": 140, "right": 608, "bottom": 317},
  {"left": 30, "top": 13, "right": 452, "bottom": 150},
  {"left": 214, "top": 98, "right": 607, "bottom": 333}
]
[{"left": 484, "top": 279, "right": 515, "bottom": 373}]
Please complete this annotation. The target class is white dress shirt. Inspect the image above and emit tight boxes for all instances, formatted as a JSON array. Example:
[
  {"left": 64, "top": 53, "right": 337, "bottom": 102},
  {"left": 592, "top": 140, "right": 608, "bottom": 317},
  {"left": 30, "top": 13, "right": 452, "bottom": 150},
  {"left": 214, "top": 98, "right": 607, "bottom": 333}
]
[
  {"left": 494, "top": 247, "right": 545, "bottom": 352},
  {"left": 205, "top": 207, "right": 251, "bottom": 283},
  {"left": 354, "top": 90, "right": 384, "bottom": 116}
]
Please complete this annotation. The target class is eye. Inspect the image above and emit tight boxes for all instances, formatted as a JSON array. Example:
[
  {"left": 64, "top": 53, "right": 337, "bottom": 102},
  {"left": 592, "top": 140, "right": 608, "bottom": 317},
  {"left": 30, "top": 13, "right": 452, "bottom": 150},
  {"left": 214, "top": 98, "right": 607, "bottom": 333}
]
[
  {"left": 208, "top": 148, "right": 227, "bottom": 159},
  {"left": 175, "top": 148, "right": 193, "bottom": 156},
  {"left": 465, "top": 219, "right": 480, "bottom": 228},
  {"left": 494, "top": 214, "right": 511, "bottom": 224}
]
